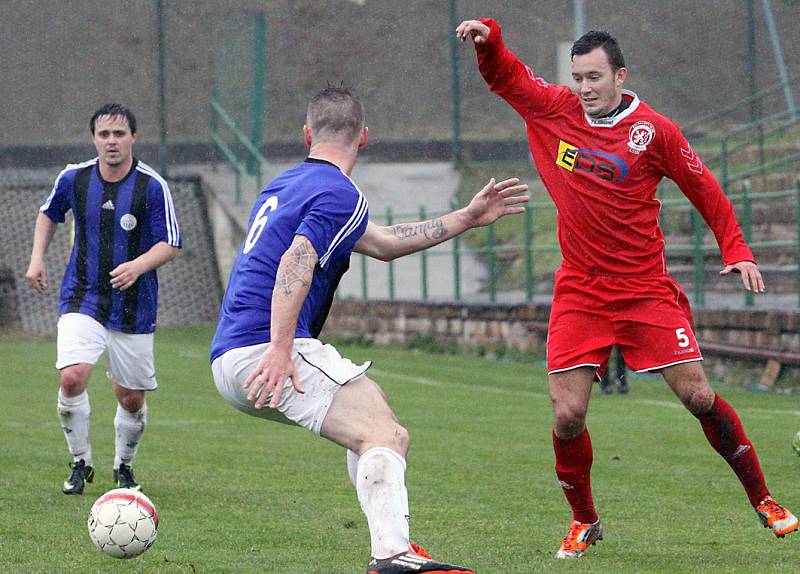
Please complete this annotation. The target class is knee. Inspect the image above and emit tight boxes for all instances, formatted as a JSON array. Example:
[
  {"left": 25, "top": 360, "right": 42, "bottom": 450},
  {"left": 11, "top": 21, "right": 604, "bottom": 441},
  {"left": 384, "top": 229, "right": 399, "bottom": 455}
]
[
  {"left": 360, "top": 421, "right": 409, "bottom": 457},
  {"left": 665, "top": 364, "right": 715, "bottom": 415},
  {"left": 379, "top": 421, "right": 409, "bottom": 457},
  {"left": 673, "top": 375, "right": 715, "bottom": 415},
  {"left": 118, "top": 393, "right": 145, "bottom": 413},
  {"left": 552, "top": 401, "right": 588, "bottom": 438},
  {"left": 60, "top": 369, "right": 88, "bottom": 396},
  {"left": 682, "top": 386, "right": 715, "bottom": 416},
  {"left": 394, "top": 424, "right": 410, "bottom": 455}
]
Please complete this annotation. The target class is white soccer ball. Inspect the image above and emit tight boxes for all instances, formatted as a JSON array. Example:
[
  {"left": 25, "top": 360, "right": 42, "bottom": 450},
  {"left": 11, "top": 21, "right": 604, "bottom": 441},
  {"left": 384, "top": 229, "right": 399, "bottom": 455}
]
[
  {"left": 87, "top": 488, "right": 159, "bottom": 559},
  {"left": 793, "top": 431, "right": 800, "bottom": 456}
]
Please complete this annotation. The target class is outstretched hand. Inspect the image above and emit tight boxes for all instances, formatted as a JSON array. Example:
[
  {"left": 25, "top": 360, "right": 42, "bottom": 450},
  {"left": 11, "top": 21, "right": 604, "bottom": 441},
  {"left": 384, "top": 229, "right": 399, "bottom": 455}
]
[
  {"left": 456, "top": 20, "right": 491, "bottom": 44},
  {"left": 466, "top": 177, "right": 529, "bottom": 228},
  {"left": 719, "top": 261, "right": 765, "bottom": 293}
]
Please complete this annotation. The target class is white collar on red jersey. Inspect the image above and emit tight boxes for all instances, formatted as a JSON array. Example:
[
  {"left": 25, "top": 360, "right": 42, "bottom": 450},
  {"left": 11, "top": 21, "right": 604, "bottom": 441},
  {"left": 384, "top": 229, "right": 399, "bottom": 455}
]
[{"left": 585, "top": 90, "right": 640, "bottom": 128}]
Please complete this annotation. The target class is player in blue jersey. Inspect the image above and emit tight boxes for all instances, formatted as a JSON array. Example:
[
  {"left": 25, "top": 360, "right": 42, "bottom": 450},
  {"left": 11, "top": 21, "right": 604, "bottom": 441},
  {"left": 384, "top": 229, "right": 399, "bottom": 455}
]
[
  {"left": 210, "top": 86, "right": 528, "bottom": 574},
  {"left": 26, "top": 103, "right": 181, "bottom": 495}
]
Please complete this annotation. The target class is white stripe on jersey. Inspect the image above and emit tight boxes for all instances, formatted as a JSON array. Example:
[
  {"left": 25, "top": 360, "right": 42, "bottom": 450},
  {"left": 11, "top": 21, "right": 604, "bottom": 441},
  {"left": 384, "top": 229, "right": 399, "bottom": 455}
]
[
  {"left": 137, "top": 161, "right": 181, "bottom": 247},
  {"left": 40, "top": 158, "right": 98, "bottom": 212},
  {"left": 318, "top": 190, "right": 368, "bottom": 268}
]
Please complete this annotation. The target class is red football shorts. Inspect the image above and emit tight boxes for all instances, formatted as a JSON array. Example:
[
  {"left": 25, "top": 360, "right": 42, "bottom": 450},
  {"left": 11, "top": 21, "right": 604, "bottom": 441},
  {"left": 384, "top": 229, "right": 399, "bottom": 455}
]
[{"left": 547, "top": 267, "right": 703, "bottom": 374}]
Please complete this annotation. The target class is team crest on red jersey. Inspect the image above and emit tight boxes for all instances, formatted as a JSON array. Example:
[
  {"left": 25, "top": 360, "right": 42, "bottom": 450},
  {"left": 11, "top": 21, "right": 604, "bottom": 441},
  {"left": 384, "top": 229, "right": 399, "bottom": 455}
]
[{"left": 627, "top": 121, "right": 656, "bottom": 154}]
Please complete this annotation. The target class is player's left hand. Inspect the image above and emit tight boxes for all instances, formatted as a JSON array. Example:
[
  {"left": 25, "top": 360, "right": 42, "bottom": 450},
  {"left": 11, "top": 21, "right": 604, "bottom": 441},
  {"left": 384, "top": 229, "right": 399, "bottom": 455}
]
[
  {"left": 465, "top": 177, "right": 529, "bottom": 228},
  {"left": 109, "top": 260, "right": 145, "bottom": 291},
  {"left": 720, "top": 261, "right": 765, "bottom": 293}
]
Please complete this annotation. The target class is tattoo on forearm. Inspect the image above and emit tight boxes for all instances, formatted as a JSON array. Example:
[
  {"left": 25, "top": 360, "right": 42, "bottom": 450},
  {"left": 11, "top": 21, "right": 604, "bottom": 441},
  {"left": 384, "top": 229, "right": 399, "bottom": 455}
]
[
  {"left": 276, "top": 240, "right": 316, "bottom": 296},
  {"left": 392, "top": 219, "right": 447, "bottom": 241}
]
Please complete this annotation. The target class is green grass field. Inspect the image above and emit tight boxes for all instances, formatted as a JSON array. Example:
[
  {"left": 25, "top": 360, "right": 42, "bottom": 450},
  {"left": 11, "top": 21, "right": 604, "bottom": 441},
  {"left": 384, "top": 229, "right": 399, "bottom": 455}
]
[{"left": 2, "top": 326, "right": 799, "bottom": 573}]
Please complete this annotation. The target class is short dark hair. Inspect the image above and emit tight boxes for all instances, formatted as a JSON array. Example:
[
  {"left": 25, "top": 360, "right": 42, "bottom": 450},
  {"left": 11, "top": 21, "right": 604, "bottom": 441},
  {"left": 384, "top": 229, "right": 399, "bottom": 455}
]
[
  {"left": 90, "top": 103, "right": 137, "bottom": 135},
  {"left": 306, "top": 85, "right": 365, "bottom": 142},
  {"left": 571, "top": 31, "right": 625, "bottom": 71}
]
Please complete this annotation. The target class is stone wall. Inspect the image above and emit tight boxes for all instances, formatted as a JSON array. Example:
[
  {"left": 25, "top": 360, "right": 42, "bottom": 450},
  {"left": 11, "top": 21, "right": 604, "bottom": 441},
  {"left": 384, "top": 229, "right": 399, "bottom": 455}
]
[
  {"left": 697, "top": 309, "right": 800, "bottom": 353},
  {"left": 325, "top": 300, "right": 800, "bottom": 383}
]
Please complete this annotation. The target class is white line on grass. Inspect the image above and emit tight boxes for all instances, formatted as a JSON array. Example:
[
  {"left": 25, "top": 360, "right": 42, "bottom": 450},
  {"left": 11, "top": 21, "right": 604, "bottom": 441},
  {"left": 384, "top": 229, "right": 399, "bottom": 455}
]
[
  {"left": 371, "top": 369, "right": 800, "bottom": 418},
  {"left": 371, "top": 368, "right": 547, "bottom": 399},
  {"left": 635, "top": 399, "right": 683, "bottom": 409}
]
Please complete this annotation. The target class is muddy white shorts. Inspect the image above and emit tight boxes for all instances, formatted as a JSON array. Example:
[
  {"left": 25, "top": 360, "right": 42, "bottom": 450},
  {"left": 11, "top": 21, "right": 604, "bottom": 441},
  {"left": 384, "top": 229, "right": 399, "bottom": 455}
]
[
  {"left": 56, "top": 312, "right": 157, "bottom": 391},
  {"left": 211, "top": 338, "right": 371, "bottom": 434}
]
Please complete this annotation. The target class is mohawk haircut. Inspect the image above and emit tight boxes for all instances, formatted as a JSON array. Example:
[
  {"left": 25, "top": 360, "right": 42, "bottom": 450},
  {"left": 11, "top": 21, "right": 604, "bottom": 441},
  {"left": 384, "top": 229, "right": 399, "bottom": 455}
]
[
  {"left": 306, "top": 84, "right": 365, "bottom": 142},
  {"left": 571, "top": 31, "right": 626, "bottom": 71},
  {"left": 90, "top": 103, "right": 137, "bottom": 135}
]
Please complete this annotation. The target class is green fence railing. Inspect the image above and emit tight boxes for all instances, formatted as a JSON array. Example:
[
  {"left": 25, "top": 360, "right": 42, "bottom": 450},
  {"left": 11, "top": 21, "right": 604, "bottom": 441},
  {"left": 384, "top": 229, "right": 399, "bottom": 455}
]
[
  {"left": 684, "top": 75, "right": 800, "bottom": 197},
  {"left": 210, "top": 96, "right": 275, "bottom": 203},
  {"left": 656, "top": 180, "right": 800, "bottom": 307},
  {"left": 209, "top": 10, "right": 269, "bottom": 202},
  {"left": 684, "top": 74, "right": 800, "bottom": 139},
  {"left": 717, "top": 112, "right": 800, "bottom": 193},
  {"left": 347, "top": 179, "right": 800, "bottom": 309}
]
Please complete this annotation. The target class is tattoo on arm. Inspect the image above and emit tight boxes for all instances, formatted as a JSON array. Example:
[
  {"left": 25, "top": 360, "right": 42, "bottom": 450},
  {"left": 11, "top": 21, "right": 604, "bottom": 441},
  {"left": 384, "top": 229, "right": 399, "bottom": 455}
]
[
  {"left": 391, "top": 219, "right": 447, "bottom": 241},
  {"left": 275, "top": 238, "right": 317, "bottom": 296}
]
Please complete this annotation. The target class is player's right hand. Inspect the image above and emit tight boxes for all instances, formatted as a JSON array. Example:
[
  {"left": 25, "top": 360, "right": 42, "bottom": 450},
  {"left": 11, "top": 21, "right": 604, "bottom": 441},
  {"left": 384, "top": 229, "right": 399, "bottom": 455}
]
[
  {"left": 456, "top": 20, "right": 490, "bottom": 44},
  {"left": 720, "top": 261, "right": 765, "bottom": 293},
  {"left": 243, "top": 343, "right": 305, "bottom": 410},
  {"left": 25, "top": 259, "right": 48, "bottom": 293}
]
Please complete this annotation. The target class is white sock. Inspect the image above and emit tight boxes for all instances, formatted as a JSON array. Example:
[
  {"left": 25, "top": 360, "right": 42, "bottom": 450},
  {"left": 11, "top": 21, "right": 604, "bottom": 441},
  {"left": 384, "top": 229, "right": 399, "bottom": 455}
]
[
  {"left": 114, "top": 402, "right": 147, "bottom": 469},
  {"left": 349, "top": 448, "right": 410, "bottom": 530},
  {"left": 347, "top": 449, "right": 359, "bottom": 487},
  {"left": 356, "top": 447, "right": 411, "bottom": 559},
  {"left": 57, "top": 389, "right": 92, "bottom": 466}
]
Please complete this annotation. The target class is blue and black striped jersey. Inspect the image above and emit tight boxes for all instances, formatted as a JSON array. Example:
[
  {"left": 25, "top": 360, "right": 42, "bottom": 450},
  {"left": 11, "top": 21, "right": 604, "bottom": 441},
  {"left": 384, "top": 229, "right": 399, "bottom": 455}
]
[{"left": 41, "top": 158, "right": 181, "bottom": 334}]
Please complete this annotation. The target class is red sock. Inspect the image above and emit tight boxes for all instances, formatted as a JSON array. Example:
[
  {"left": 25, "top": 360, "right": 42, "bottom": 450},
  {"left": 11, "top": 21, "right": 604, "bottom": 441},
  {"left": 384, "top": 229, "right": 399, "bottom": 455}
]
[
  {"left": 553, "top": 427, "right": 598, "bottom": 523},
  {"left": 696, "top": 394, "right": 769, "bottom": 505}
]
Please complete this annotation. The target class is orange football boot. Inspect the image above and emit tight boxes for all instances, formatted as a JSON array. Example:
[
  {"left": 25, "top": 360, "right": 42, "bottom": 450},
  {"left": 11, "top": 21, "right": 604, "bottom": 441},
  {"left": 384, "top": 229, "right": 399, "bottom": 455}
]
[
  {"left": 756, "top": 496, "right": 799, "bottom": 538},
  {"left": 556, "top": 519, "right": 603, "bottom": 559}
]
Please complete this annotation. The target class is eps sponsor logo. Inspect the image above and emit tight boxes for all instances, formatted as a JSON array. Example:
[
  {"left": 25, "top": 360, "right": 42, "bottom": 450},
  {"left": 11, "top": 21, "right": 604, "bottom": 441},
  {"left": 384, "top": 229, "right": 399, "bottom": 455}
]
[{"left": 555, "top": 140, "right": 629, "bottom": 183}]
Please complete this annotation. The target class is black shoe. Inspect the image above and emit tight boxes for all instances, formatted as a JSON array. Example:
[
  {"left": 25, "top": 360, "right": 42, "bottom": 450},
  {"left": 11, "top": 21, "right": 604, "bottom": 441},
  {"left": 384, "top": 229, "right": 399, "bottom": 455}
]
[
  {"left": 63, "top": 459, "right": 94, "bottom": 495},
  {"left": 367, "top": 544, "right": 475, "bottom": 574},
  {"left": 599, "top": 384, "right": 613, "bottom": 395},
  {"left": 113, "top": 463, "right": 142, "bottom": 491},
  {"left": 617, "top": 382, "right": 629, "bottom": 394}
]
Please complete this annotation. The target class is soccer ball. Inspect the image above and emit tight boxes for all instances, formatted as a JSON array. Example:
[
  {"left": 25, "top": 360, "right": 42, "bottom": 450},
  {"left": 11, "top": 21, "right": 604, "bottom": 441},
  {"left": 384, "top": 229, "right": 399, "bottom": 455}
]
[
  {"left": 87, "top": 488, "right": 159, "bottom": 559},
  {"left": 792, "top": 431, "right": 800, "bottom": 456}
]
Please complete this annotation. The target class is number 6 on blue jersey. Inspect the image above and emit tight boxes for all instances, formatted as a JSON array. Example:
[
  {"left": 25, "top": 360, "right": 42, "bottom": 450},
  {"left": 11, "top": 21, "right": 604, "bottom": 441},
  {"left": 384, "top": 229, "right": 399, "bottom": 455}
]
[{"left": 243, "top": 196, "right": 279, "bottom": 254}]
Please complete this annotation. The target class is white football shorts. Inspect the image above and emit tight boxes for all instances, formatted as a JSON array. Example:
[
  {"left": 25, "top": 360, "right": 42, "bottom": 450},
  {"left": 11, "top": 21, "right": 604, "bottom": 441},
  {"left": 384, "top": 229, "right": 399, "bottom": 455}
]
[
  {"left": 211, "top": 338, "right": 372, "bottom": 435},
  {"left": 56, "top": 312, "right": 157, "bottom": 391}
]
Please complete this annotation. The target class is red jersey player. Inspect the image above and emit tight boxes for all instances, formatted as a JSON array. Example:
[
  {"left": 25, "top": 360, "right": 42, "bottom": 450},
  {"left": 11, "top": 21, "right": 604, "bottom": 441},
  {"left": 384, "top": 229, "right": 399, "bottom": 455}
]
[{"left": 457, "top": 17, "right": 798, "bottom": 558}]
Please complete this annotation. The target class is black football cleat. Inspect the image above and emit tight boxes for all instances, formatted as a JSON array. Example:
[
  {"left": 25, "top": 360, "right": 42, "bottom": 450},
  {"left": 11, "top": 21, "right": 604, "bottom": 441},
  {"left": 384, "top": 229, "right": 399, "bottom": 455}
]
[
  {"left": 367, "top": 544, "right": 476, "bottom": 574},
  {"left": 113, "top": 463, "right": 142, "bottom": 491},
  {"left": 62, "top": 459, "right": 94, "bottom": 495}
]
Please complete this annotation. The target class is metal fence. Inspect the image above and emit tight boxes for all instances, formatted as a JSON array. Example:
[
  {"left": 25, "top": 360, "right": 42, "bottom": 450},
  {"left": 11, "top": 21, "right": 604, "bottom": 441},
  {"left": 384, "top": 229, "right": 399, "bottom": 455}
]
[{"left": 340, "top": 179, "right": 800, "bottom": 309}]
